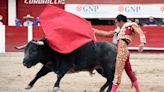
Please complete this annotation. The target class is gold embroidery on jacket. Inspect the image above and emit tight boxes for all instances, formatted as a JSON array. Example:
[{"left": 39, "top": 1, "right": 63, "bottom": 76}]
[{"left": 116, "top": 22, "right": 139, "bottom": 44}]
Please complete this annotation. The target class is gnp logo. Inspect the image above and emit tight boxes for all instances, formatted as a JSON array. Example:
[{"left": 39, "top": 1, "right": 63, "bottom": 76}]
[
  {"left": 160, "top": 6, "right": 164, "bottom": 13},
  {"left": 118, "top": 5, "right": 141, "bottom": 13},
  {"left": 76, "top": 5, "right": 99, "bottom": 13}
]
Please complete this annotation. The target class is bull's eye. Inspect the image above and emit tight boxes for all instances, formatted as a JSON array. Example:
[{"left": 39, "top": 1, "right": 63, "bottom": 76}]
[
  {"left": 32, "top": 52, "right": 37, "bottom": 55},
  {"left": 28, "top": 48, "right": 37, "bottom": 57},
  {"left": 32, "top": 46, "right": 38, "bottom": 52},
  {"left": 32, "top": 48, "right": 37, "bottom": 52}
]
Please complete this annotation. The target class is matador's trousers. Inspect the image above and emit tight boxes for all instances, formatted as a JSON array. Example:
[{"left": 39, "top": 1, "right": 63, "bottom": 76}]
[{"left": 113, "top": 39, "right": 137, "bottom": 84}]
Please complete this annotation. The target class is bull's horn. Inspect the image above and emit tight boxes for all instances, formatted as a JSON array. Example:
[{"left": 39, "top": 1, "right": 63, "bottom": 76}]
[
  {"left": 31, "top": 41, "right": 44, "bottom": 45},
  {"left": 15, "top": 44, "right": 27, "bottom": 50}
]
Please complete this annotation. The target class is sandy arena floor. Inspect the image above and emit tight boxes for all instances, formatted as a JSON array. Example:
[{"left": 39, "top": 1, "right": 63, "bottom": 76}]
[{"left": 0, "top": 52, "right": 164, "bottom": 92}]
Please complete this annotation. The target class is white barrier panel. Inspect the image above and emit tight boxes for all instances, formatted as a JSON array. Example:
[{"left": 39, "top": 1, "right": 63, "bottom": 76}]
[
  {"left": 8, "top": 0, "right": 16, "bottom": 26},
  {"left": 28, "top": 26, "right": 33, "bottom": 42},
  {"left": 0, "top": 25, "right": 5, "bottom": 53}
]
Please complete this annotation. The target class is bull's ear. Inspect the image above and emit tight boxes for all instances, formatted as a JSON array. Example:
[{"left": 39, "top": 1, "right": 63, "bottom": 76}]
[{"left": 31, "top": 41, "right": 44, "bottom": 46}]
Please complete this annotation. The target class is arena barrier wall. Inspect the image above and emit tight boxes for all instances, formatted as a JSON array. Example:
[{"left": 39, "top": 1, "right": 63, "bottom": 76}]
[
  {"left": 4, "top": 26, "right": 164, "bottom": 52},
  {"left": 0, "top": 25, "right": 5, "bottom": 53}
]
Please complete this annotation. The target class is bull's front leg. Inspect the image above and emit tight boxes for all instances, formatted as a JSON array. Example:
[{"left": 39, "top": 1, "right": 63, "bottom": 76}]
[
  {"left": 53, "top": 62, "right": 72, "bottom": 92},
  {"left": 26, "top": 66, "right": 52, "bottom": 89}
]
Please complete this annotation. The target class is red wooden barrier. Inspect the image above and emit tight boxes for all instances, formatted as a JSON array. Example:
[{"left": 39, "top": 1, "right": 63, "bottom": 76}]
[
  {"left": 5, "top": 26, "right": 164, "bottom": 52},
  {"left": 6, "top": 26, "right": 28, "bottom": 52},
  {"left": 94, "top": 26, "right": 164, "bottom": 48},
  {"left": 5, "top": 26, "right": 45, "bottom": 52}
]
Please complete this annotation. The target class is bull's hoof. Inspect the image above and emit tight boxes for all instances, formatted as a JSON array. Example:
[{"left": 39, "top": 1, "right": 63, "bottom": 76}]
[
  {"left": 25, "top": 85, "right": 32, "bottom": 89},
  {"left": 53, "top": 87, "right": 63, "bottom": 92}
]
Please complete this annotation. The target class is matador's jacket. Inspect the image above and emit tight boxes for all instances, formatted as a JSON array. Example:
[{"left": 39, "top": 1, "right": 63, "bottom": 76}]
[
  {"left": 114, "top": 22, "right": 146, "bottom": 45},
  {"left": 113, "top": 22, "right": 146, "bottom": 84}
]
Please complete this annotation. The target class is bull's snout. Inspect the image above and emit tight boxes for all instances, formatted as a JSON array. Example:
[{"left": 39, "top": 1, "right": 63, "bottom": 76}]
[
  {"left": 23, "top": 58, "right": 32, "bottom": 68},
  {"left": 23, "top": 62, "right": 32, "bottom": 68},
  {"left": 23, "top": 58, "right": 27, "bottom": 66},
  {"left": 23, "top": 62, "right": 27, "bottom": 66}
]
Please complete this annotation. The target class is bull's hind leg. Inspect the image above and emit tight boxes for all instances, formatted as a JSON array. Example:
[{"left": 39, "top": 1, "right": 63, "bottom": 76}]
[
  {"left": 26, "top": 66, "right": 52, "bottom": 89},
  {"left": 99, "top": 80, "right": 109, "bottom": 92},
  {"left": 105, "top": 71, "right": 114, "bottom": 92},
  {"left": 96, "top": 68, "right": 111, "bottom": 92},
  {"left": 96, "top": 69, "right": 108, "bottom": 92},
  {"left": 100, "top": 64, "right": 115, "bottom": 92}
]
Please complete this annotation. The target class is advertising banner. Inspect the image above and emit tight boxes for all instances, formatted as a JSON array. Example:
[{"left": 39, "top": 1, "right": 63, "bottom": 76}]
[
  {"left": 65, "top": 4, "right": 164, "bottom": 18},
  {"left": 16, "top": 0, "right": 64, "bottom": 23},
  {"left": 65, "top": 0, "right": 164, "bottom": 4},
  {"left": 24, "top": 0, "right": 65, "bottom": 4}
]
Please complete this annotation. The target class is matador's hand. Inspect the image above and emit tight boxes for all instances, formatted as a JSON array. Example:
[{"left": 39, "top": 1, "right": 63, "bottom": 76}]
[{"left": 138, "top": 43, "right": 145, "bottom": 52}]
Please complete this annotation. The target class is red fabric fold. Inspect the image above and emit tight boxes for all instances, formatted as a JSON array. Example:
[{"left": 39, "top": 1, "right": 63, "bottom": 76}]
[{"left": 40, "top": 5, "right": 96, "bottom": 54}]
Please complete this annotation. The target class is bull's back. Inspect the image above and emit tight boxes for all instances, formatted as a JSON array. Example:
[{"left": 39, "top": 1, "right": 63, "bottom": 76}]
[
  {"left": 73, "top": 41, "right": 97, "bottom": 67},
  {"left": 95, "top": 42, "right": 117, "bottom": 68},
  {"left": 96, "top": 42, "right": 117, "bottom": 55},
  {"left": 72, "top": 41, "right": 117, "bottom": 67}
]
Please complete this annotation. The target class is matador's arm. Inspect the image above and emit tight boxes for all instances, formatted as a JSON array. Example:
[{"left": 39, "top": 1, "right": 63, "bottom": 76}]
[{"left": 92, "top": 28, "right": 115, "bottom": 38}]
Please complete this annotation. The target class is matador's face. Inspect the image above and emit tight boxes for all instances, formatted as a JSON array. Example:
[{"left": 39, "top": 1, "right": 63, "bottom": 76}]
[{"left": 115, "top": 19, "right": 124, "bottom": 28}]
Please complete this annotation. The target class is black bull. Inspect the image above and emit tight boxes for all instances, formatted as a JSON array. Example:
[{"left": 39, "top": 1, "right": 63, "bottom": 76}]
[{"left": 22, "top": 39, "right": 117, "bottom": 92}]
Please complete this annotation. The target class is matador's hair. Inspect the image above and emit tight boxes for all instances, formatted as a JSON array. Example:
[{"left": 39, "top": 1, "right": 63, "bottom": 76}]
[{"left": 116, "top": 14, "right": 127, "bottom": 22}]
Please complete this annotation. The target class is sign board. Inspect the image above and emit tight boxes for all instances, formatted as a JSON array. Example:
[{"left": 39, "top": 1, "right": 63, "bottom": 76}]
[
  {"left": 16, "top": 0, "right": 64, "bottom": 23},
  {"left": 65, "top": 0, "right": 164, "bottom": 4},
  {"left": 24, "top": 0, "right": 65, "bottom": 4},
  {"left": 65, "top": 4, "right": 164, "bottom": 18}
]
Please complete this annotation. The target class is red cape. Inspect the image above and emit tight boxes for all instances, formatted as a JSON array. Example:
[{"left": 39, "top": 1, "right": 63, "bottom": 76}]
[{"left": 40, "top": 5, "right": 96, "bottom": 54}]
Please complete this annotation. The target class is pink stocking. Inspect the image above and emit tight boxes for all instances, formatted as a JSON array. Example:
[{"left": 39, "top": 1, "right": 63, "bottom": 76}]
[
  {"left": 133, "top": 80, "right": 140, "bottom": 92},
  {"left": 110, "top": 84, "right": 119, "bottom": 92}
]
